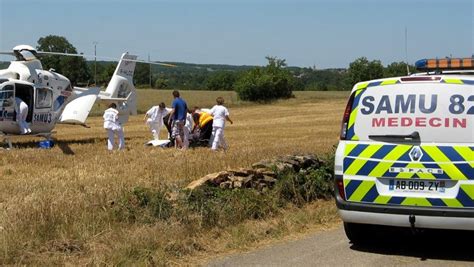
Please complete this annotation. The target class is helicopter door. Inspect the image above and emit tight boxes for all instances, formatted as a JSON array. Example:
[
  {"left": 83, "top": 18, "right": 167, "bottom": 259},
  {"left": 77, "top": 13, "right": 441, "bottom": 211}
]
[{"left": 14, "top": 83, "right": 34, "bottom": 122}]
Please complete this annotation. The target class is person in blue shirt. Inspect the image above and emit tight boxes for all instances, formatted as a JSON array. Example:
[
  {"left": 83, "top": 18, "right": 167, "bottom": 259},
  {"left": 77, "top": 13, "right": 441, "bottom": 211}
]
[{"left": 167, "top": 90, "right": 189, "bottom": 149}]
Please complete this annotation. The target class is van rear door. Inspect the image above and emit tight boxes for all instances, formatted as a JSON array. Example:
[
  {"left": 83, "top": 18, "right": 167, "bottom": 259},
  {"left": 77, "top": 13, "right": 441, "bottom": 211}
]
[{"left": 342, "top": 77, "right": 474, "bottom": 209}]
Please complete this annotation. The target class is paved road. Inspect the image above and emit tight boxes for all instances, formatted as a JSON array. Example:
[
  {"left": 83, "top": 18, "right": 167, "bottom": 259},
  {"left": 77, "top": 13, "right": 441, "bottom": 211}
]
[{"left": 208, "top": 225, "right": 474, "bottom": 266}]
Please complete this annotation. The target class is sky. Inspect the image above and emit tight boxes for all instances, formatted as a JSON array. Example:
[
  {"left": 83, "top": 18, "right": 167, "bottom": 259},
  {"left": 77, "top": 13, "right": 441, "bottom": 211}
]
[{"left": 0, "top": 0, "right": 473, "bottom": 68}]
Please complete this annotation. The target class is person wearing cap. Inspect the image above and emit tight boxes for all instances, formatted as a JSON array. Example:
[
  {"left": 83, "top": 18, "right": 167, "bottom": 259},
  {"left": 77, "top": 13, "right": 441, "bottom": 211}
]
[
  {"left": 144, "top": 102, "right": 170, "bottom": 140},
  {"left": 209, "top": 97, "right": 233, "bottom": 151},
  {"left": 103, "top": 103, "right": 124, "bottom": 150}
]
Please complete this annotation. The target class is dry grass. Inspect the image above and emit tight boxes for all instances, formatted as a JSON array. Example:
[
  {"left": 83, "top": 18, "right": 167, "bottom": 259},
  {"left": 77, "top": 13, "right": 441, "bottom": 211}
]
[{"left": 0, "top": 90, "right": 348, "bottom": 265}]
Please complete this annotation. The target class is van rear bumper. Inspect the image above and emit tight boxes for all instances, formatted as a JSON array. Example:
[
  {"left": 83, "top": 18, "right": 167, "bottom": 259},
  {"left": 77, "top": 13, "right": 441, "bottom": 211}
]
[
  {"left": 336, "top": 198, "right": 474, "bottom": 231},
  {"left": 339, "top": 210, "right": 474, "bottom": 231}
]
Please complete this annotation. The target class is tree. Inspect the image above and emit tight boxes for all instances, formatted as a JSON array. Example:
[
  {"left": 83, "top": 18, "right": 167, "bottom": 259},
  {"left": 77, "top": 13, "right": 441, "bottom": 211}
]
[
  {"left": 134, "top": 63, "right": 150, "bottom": 87},
  {"left": 234, "top": 56, "right": 295, "bottom": 102},
  {"left": 206, "top": 71, "right": 238, "bottom": 91},
  {"left": 37, "top": 35, "right": 90, "bottom": 85},
  {"left": 384, "top": 61, "right": 414, "bottom": 77},
  {"left": 347, "top": 57, "right": 384, "bottom": 86},
  {"left": 154, "top": 78, "right": 168, "bottom": 89}
]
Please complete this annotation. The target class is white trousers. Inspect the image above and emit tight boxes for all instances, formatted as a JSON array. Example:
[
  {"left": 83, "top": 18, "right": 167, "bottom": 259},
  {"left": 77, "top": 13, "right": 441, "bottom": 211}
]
[
  {"left": 210, "top": 126, "right": 227, "bottom": 150},
  {"left": 107, "top": 128, "right": 125, "bottom": 150},
  {"left": 147, "top": 120, "right": 163, "bottom": 140},
  {"left": 16, "top": 103, "right": 30, "bottom": 134}
]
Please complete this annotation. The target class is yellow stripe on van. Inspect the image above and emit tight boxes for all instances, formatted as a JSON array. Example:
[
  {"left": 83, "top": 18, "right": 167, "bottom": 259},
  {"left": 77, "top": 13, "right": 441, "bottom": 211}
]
[
  {"left": 344, "top": 143, "right": 358, "bottom": 156},
  {"left": 443, "top": 79, "right": 464, "bottom": 84},
  {"left": 368, "top": 145, "right": 412, "bottom": 178},
  {"left": 401, "top": 197, "right": 432, "bottom": 207},
  {"left": 373, "top": 195, "right": 391, "bottom": 204},
  {"left": 423, "top": 146, "right": 468, "bottom": 180},
  {"left": 380, "top": 79, "right": 398, "bottom": 85},
  {"left": 348, "top": 107, "right": 358, "bottom": 129},
  {"left": 442, "top": 198, "right": 464, "bottom": 208},
  {"left": 461, "top": 184, "right": 474, "bottom": 199},
  {"left": 343, "top": 179, "right": 351, "bottom": 187},
  {"left": 454, "top": 146, "right": 474, "bottom": 168},
  {"left": 355, "top": 89, "right": 364, "bottom": 97},
  {"left": 344, "top": 145, "right": 383, "bottom": 175},
  {"left": 356, "top": 82, "right": 369, "bottom": 90},
  {"left": 348, "top": 180, "right": 374, "bottom": 202}
]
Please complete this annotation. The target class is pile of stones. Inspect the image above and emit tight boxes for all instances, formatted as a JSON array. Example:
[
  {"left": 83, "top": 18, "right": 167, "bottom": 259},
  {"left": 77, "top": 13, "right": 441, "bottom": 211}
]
[{"left": 186, "top": 154, "right": 323, "bottom": 191}]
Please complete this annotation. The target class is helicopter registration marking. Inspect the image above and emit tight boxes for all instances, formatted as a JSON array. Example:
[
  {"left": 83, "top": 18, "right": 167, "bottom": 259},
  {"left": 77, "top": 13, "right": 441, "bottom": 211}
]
[{"left": 33, "top": 113, "right": 53, "bottom": 124}]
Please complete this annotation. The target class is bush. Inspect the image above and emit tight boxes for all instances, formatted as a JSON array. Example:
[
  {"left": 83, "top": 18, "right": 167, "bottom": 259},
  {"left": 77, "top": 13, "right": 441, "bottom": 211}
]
[
  {"left": 273, "top": 164, "right": 334, "bottom": 207},
  {"left": 206, "top": 71, "right": 238, "bottom": 91},
  {"left": 234, "top": 57, "right": 295, "bottom": 102},
  {"left": 113, "top": 186, "right": 173, "bottom": 223},
  {"left": 179, "top": 186, "right": 278, "bottom": 228}
]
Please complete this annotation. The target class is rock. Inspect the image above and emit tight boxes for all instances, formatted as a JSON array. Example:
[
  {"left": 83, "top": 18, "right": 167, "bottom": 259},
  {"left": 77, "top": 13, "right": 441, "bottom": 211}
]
[
  {"left": 275, "top": 162, "right": 294, "bottom": 173},
  {"left": 261, "top": 175, "right": 277, "bottom": 185},
  {"left": 255, "top": 168, "right": 277, "bottom": 178},
  {"left": 219, "top": 181, "right": 233, "bottom": 189},
  {"left": 251, "top": 160, "right": 274, "bottom": 170},
  {"left": 230, "top": 168, "right": 257, "bottom": 177},
  {"left": 207, "top": 171, "right": 230, "bottom": 185},
  {"left": 186, "top": 154, "right": 323, "bottom": 191},
  {"left": 229, "top": 175, "right": 253, "bottom": 188},
  {"left": 186, "top": 171, "right": 229, "bottom": 190}
]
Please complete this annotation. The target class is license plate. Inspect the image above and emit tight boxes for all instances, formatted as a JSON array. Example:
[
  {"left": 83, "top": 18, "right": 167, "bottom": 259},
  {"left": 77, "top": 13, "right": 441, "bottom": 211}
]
[{"left": 389, "top": 179, "right": 445, "bottom": 193}]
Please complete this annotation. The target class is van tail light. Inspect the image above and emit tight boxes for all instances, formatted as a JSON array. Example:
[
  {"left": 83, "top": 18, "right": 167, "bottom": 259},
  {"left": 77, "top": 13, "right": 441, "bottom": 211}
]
[
  {"left": 340, "top": 92, "right": 356, "bottom": 140},
  {"left": 335, "top": 176, "right": 346, "bottom": 200}
]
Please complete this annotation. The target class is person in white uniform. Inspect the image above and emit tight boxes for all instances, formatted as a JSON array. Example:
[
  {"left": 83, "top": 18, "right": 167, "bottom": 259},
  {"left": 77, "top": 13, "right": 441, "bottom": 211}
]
[
  {"left": 209, "top": 97, "right": 233, "bottom": 151},
  {"left": 14, "top": 97, "right": 31, "bottom": 134},
  {"left": 183, "top": 111, "right": 193, "bottom": 149},
  {"left": 103, "top": 103, "right": 124, "bottom": 150},
  {"left": 144, "top": 102, "right": 170, "bottom": 140}
]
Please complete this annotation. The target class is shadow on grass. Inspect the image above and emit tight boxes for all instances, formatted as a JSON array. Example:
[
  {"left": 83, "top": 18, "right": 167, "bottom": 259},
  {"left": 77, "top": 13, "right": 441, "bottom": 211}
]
[
  {"left": 4, "top": 138, "right": 102, "bottom": 155},
  {"left": 349, "top": 226, "right": 474, "bottom": 262}
]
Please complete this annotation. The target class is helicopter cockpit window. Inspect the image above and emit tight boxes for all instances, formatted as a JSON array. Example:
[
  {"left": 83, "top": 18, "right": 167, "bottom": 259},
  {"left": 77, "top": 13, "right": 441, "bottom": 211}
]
[
  {"left": 36, "top": 88, "right": 53, "bottom": 109},
  {"left": 0, "top": 84, "right": 14, "bottom": 108}
]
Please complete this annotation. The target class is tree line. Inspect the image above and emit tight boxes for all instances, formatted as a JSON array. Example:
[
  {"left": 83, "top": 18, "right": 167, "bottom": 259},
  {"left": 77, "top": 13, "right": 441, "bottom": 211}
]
[{"left": 1, "top": 35, "right": 416, "bottom": 101}]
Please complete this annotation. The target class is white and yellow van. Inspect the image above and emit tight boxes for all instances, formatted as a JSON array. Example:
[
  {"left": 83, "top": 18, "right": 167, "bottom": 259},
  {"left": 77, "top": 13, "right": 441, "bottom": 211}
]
[{"left": 335, "top": 58, "right": 474, "bottom": 243}]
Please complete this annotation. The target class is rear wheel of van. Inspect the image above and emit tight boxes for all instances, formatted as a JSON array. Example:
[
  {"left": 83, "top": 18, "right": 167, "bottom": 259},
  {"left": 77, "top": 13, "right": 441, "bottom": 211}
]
[{"left": 343, "top": 222, "right": 369, "bottom": 244}]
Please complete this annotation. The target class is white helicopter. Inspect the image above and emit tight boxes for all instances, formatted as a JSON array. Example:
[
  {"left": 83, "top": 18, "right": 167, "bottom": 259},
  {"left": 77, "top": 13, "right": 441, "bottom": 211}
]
[{"left": 0, "top": 45, "right": 171, "bottom": 148}]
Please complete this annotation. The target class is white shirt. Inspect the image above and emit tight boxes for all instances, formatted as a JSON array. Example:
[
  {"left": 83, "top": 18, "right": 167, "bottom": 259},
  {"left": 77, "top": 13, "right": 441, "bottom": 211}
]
[
  {"left": 185, "top": 113, "right": 193, "bottom": 132},
  {"left": 103, "top": 108, "right": 121, "bottom": 130},
  {"left": 209, "top": 105, "right": 229, "bottom": 128},
  {"left": 146, "top": 106, "right": 170, "bottom": 122}
]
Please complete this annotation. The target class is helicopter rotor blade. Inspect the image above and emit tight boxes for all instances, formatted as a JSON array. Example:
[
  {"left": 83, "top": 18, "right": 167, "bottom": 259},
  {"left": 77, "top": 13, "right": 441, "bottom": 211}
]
[
  {"left": 36, "top": 51, "right": 91, "bottom": 58},
  {"left": 37, "top": 51, "right": 176, "bottom": 67},
  {"left": 122, "top": 58, "right": 176, "bottom": 67}
]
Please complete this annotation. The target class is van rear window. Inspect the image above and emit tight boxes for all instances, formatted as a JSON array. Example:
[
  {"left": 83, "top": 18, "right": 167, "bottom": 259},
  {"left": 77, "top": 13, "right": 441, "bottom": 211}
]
[{"left": 352, "top": 83, "right": 474, "bottom": 143}]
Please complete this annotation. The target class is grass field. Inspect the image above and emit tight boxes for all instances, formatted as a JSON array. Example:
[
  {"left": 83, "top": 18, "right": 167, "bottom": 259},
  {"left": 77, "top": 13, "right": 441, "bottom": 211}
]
[{"left": 0, "top": 90, "right": 348, "bottom": 265}]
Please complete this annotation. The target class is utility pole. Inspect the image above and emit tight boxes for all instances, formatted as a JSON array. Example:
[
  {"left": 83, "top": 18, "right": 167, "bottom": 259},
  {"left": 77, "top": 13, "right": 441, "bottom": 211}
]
[
  {"left": 405, "top": 27, "right": 409, "bottom": 75},
  {"left": 93, "top": 41, "right": 98, "bottom": 85},
  {"left": 148, "top": 53, "right": 152, "bottom": 88}
]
